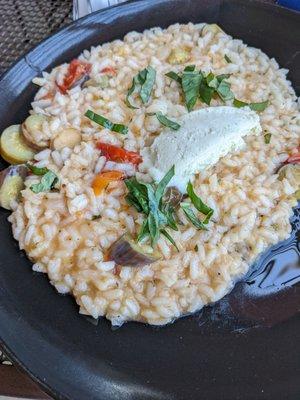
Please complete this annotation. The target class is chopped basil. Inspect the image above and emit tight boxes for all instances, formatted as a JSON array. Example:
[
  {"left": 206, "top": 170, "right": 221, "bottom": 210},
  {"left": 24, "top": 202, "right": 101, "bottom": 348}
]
[
  {"left": 199, "top": 80, "right": 215, "bottom": 105},
  {"left": 125, "top": 66, "right": 156, "bottom": 107},
  {"left": 125, "top": 76, "right": 139, "bottom": 109},
  {"left": 180, "top": 203, "right": 208, "bottom": 230},
  {"left": 155, "top": 112, "right": 181, "bottom": 130},
  {"left": 165, "top": 71, "right": 182, "bottom": 83},
  {"left": 194, "top": 244, "right": 199, "bottom": 251},
  {"left": 184, "top": 65, "right": 196, "bottom": 72},
  {"left": 139, "top": 66, "right": 156, "bottom": 104},
  {"left": 233, "top": 98, "right": 269, "bottom": 112},
  {"left": 85, "top": 110, "right": 128, "bottom": 134},
  {"left": 182, "top": 70, "right": 203, "bottom": 111},
  {"left": 264, "top": 133, "right": 272, "bottom": 144},
  {"left": 27, "top": 163, "right": 49, "bottom": 176},
  {"left": 216, "top": 79, "right": 234, "bottom": 101},
  {"left": 186, "top": 181, "right": 214, "bottom": 223},
  {"left": 224, "top": 54, "right": 232, "bottom": 63},
  {"left": 161, "top": 229, "right": 179, "bottom": 251},
  {"left": 30, "top": 171, "right": 58, "bottom": 194},
  {"left": 155, "top": 165, "right": 175, "bottom": 202}
]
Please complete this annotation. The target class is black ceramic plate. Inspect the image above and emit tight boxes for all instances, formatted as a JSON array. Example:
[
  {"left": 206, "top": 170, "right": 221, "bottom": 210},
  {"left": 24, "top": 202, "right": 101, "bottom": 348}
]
[{"left": 0, "top": 1, "right": 299, "bottom": 399}]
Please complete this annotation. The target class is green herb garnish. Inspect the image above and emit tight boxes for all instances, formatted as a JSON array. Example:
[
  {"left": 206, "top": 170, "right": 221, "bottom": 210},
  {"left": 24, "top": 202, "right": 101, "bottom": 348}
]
[
  {"left": 30, "top": 171, "right": 58, "bottom": 194},
  {"left": 180, "top": 203, "right": 208, "bottom": 230},
  {"left": 125, "top": 168, "right": 215, "bottom": 249},
  {"left": 186, "top": 181, "right": 214, "bottom": 224},
  {"left": 264, "top": 133, "right": 272, "bottom": 144},
  {"left": 166, "top": 67, "right": 233, "bottom": 109},
  {"left": 85, "top": 110, "right": 128, "bottom": 134},
  {"left": 155, "top": 112, "right": 181, "bottom": 130},
  {"left": 27, "top": 163, "right": 49, "bottom": 176},
  {"left": 182, "top": 69, "right": 203, "bottom": 111},
  {"left": 125, "top": 66, "right": 156, "bottom": 107},
  {"left": 233, "top": 98, "right": 269, "bottom": 112},
  {"left": 224, "top": 54, "right": 232, "bottom": 63},
  {"left": 125, "top": 166, "right": 178, "bottom": 248}
]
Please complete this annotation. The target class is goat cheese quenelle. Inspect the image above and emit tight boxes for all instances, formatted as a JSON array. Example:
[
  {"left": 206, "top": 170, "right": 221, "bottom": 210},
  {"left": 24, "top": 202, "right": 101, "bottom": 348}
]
[{"left": 0, "top": 23, "right": 299, "bottom": 326}]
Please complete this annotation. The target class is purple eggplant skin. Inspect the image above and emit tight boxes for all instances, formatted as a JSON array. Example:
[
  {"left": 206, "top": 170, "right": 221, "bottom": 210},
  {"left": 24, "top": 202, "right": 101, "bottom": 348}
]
[
  {"left": 0, "top": 164, "right": 28, "bottom": 186},
  {"left": 108, "top": 235, "right": 161, "bottom": 267}
]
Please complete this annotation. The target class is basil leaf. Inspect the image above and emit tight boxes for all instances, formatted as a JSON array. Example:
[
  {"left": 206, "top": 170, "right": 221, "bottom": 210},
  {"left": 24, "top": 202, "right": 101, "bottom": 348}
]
[
  {"left": 199, "top": 81, "right": 215, "bottom": 105},
  {"left": 125, "top": 178, "right": 149, "bottom": 214},
  {"left": 248, "top": 100, "right": 269, "bottom": 112},
  {"left": 224, "top": 54, "right": 232, "bottom": 63},
  {"left": 163, "top": 205, "right": 178, "bottom": 231},
  {"left": 140, "top": 66, "right": 156, "bottom": 104},
  {"left": 156, "top": 112, "right": 181, "bottom": 131},
  {"left": 148, "top": 212, "right": 159, "bottom": 245},
  {"left": 165, "top": 71, "right": 182, "bottom": 83},
  {"left": 155, "top": 165, "right": 175, "bottom": 202},
  {"left": 125, "top": 76, "right": 139, "bottom": 109},
  {"left": 27, "top": 163, "right": 49, "bottom": 176},
  {"left": 182, "top": 71, "right": 202, "bottom": 111},
  {"left": 233, "top": 98, "right": 269, "bottom": 112},
  {"left": 184, "top": 65, "right": 196, "bottom": 72},
  {"left": 85, "top": 110, "right": 128, "bottom": 134},
  {"left": 137, "top": 219, "right": 150, "bottom": 242},
  {"left": 161, "top": 229, "right": 179, "bottom": 251},
  {"left": 180, "top": 203, "right": 208, "bottom": 230},
  {"left": 206, "top": 72, "right": 219, "bottom": 89},
  {"left": 30, "top": 171, "right": 58, "bottom": 194},
  {"left": 125, "top": 193, "right": 143, "bottom": 212},
  {"left": 264, "top": 133, "right": 272, "bottom": 144},
  {"left": 186, "top": 181, "right": 214, "bottom": 223},
  {"left": 216, "top": 73, "right": 231, "bottom": 82},
  {"left": 233, "top": 98, "right": 248, "bottom": 108},
  {"left": 216, "top": 79, "right": 234, "bottom": 101}
]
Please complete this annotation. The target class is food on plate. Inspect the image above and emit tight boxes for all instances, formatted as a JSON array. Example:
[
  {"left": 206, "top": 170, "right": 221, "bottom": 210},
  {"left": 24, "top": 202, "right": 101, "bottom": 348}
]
[
  {"left": 0, "top": 125, "right": 36, "bottom": 164},
  {"left": 0, "top": 165, "right": 28, "bottom": 210},
  {"left": 1, "top": 23, "right": 299, "bottom": 326}
]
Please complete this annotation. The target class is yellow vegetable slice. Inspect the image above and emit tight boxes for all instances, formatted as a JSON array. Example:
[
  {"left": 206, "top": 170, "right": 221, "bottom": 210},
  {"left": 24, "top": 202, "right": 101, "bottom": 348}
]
[
  {"left": 0, "top": 165, "right": 27, "bottom": 210},
  {"left": 0, "top": 125, "right": 35, "bottom": 164},
  {"left": 22, "top": 114, "right": 49, "bottom": 150}
]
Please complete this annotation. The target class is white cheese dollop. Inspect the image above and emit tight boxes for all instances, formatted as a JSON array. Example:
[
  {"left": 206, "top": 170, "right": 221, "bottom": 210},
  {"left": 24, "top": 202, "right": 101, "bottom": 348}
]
[{"left": 141, "top": 106, "right": 262, "bottom": 192}]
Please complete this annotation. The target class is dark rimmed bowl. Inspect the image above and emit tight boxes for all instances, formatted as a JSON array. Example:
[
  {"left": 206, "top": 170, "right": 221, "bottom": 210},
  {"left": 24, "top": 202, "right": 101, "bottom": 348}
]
[{"left": 0, "top": 1, "right": 299, "bottom": 399}]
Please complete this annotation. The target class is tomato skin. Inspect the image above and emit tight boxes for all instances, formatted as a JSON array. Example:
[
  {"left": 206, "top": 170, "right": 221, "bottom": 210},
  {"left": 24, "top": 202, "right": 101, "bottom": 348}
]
[
  {"left": 92, "top": 170, "right": 125, "bottom": 196},
  {"left": 100, "top": 66, "right": 116, "bottom": 75},
  {"left": 286, "top": 153, "right": 300, "bottom": 164},
  {"left": 97, "top": 142, "right": 142, "bottom": 165},
  {"left": 57, "top": 59, "right": 91, "bottom": 94}
]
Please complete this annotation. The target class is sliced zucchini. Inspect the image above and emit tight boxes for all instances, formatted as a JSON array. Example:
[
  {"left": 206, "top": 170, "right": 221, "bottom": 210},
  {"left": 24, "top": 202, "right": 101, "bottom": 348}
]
[
  {"left": 0, "top": 125, "right": 35, "bottom": 164},
  {"left": 0, "top": 165, "right": 27, "bottom": 209},
  {"left": 51, "top": 128, "right": 81, "bottom": 150},
  {"left": 108, "top": 234, "right": 161, "bottom": 267},
  {"left": 22, "top": 114, "right": 49, "bottom": 150}
]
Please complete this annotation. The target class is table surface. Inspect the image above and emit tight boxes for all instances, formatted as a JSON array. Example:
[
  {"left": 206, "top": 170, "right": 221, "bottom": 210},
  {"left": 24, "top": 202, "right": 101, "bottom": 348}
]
[{"left": 0, "top": 0, "right": 284, "bottom": 399}]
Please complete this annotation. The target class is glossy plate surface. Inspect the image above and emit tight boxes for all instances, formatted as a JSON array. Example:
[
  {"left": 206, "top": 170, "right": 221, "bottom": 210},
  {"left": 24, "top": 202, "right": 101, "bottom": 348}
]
[{"left": 0, "top": 1, "right": 299, "bottom": 399}]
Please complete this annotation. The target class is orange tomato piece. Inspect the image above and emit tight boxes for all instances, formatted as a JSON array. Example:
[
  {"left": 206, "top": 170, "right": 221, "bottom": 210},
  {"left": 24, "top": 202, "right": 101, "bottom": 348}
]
[
  {"left": 97, "top": 142, "right": 142, "bottom": 165},
  {"left": 92, "top": 170, "right": 124, "bottom": 196}
]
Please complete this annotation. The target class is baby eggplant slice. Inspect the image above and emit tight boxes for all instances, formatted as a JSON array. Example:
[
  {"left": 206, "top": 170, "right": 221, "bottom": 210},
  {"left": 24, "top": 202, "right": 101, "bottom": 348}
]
[
  {"left": 0, "top": 165, "right": 28, "bottom": 210},
  {"left": 108, "top": 234, "right": 161, "bottom": 267},
  {"left": 22, "top": 114, "right": 49, "bottom": 150},
  {"left": 0, "top": 125, "right": 35, "bottom": 164}
]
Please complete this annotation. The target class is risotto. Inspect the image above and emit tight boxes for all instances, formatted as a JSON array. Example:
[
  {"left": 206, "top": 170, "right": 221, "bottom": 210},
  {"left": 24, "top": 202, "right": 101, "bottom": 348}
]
[{"left": 0, "top": 23, "right": 299, "bottom": 326}]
